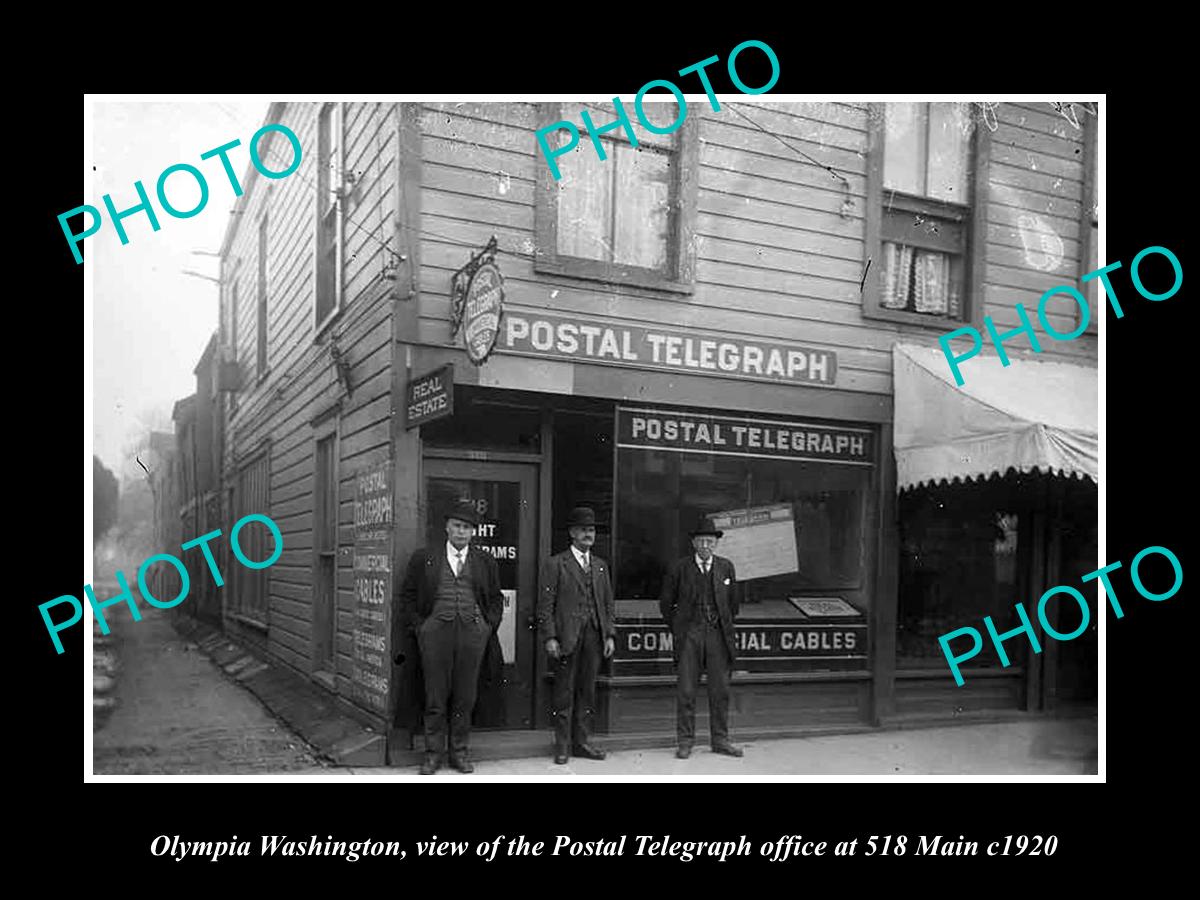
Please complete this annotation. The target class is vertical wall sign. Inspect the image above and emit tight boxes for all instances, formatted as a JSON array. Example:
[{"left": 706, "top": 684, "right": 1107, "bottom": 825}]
[{"left": 351, "top": 458, "right": 393, "bottom": 714}]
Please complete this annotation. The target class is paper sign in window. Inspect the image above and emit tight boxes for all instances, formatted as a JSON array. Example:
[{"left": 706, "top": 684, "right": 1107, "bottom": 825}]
[
  {"left": 499, "top": 589, "right": 516, "bottom": 663},
  {"left": 709, "top": 503, "right": 799, "bottom": 582}
]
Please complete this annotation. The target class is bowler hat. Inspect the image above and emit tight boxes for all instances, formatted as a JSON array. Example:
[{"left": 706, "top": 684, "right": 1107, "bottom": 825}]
[
  {"left": 566, "top": 506, "right": 598, "bottom": 529},
  {"left": 688, "top": 515, "right": 724, "bottom": 539},
  {"left": 444, "top": 499, "right": 479, "bottom": 527}
]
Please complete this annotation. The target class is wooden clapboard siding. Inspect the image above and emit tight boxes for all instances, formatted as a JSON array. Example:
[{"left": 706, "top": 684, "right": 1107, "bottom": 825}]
[
  {"left": 415, "top": 100, "right": 905, "bottom": 397},
  {"left": 405, "top": 100, "right": 1096, "bottom": 406},
  {"left": 986, "top": 240, "right": 1080, "bottom": 273},
  {"left": 218, "top": 102, "right": 400, "bottom": 716},
  {"left": 991, "top": 160, "right": 1084, "bottom": 202},
  {"left": 980, "top": 103, "right": 1095, "bottom": 365}
]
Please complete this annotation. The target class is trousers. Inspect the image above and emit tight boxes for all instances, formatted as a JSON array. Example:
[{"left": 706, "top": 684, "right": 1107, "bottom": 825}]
[
  {"left": 675, "top": 618, "right": 732, "bottom": 746},
  {"left": 551, "top": 618, "right": 602, "bottom": 750},
  {"left": 417, "top": 613, "right": 490, "bottom": 758}
]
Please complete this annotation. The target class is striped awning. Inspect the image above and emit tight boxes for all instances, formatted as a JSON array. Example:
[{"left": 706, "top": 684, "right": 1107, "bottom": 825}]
[{"left": 892, "top": 343, "right": 1098, "bottom": 491}]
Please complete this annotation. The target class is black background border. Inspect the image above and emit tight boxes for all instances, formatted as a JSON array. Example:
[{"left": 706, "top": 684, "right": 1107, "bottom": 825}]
[{"left": 23, "top": 30, "right": 1189, "bottom": 878}]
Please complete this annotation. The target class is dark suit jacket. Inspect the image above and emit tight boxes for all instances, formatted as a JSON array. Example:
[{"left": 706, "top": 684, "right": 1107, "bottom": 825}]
[
  {"left": 537, "top": 548, "right": 616, "bottom": 655},
  {"left": 658, "top": 554, "right": 740, "bottom": 661},
  {"left": 393, "top": 544, "right": 506, "bottom": 731},
  {"left": 399, "top": 544, "right": 504, "bottom": 631}
]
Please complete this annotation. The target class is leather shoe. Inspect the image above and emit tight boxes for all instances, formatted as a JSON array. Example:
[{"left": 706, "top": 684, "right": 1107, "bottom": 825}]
[
  {"left": 711, "top": 741, "right": 744, "bottom": 758},
  {"left": 419, "top": 754, "right": 442, "bottom": 775},
  {"left": 449, "top": 754, "right": 475, "bottom": 774},
  {"left": 572, "top": 743, "right": 607, "bottom": 761},
  {"left": 554, "top": 749, "right": 569, "bottom": 765},
  {"left": 676, "top": 744, "right": 692, "bottom": 759}
]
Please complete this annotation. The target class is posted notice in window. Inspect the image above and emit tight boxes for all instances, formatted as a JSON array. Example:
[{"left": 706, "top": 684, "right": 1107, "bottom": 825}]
[{"left": 710, "top": 504, "right": 798, "bottom": 581}]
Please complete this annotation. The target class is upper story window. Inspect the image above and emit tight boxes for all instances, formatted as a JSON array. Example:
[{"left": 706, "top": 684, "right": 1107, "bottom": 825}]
[
  {"left": 228, "top": 279, "right": 239, "bottom": 364},
  {"left": 257, "top": 211, "right": 269, "bottom": 380},
  {"left": 315, "top": 103, "right": 344, "bottom": 334},
  {"left": 864, "top": 102, "right": 986, "bottom": 326},
  {"left": 225, "top": 267, "right": 241, "bottom": 416},
  {"left": 534, "top": 102, "right": 699, "bottom": 293}
]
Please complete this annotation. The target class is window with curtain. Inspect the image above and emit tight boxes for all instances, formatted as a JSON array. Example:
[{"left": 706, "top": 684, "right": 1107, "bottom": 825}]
[{"left": 876, "top": 102, "right": 974, "bottom": 320}]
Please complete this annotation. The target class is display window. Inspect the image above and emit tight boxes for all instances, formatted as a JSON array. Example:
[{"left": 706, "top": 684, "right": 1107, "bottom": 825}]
[{"left": 612, "top": 406, "right": 876, "bottom": 612}]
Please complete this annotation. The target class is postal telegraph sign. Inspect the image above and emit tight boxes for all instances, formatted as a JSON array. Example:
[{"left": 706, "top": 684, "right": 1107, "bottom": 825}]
[
  {"left": 497, "top": 309, "right": 837, "bottom": 387},
  {"left": 463, "top": 262, "right": 505, "bottom": 364}
]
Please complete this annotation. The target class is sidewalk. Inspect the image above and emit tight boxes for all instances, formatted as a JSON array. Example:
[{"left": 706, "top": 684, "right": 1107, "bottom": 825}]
[
  {"left": 353, "top": 716, "right": 1097, "bottom": 778},
  {"left": 90, "top": 608, "right": 1096, "bottom": 778},
  {"left": 92, "top": 609, "right": 323, "bottom": 775}
]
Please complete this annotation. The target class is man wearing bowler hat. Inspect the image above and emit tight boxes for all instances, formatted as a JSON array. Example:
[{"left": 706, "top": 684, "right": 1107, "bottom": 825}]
[
  {"left": 537, "top": 506, "right": 615, "bottom": 764},
  {"left": 659, "top": 515, "right": 743, "bottom": 759},
  {"left": 399, "top": 498, "right": 503, "bottom": 775}
]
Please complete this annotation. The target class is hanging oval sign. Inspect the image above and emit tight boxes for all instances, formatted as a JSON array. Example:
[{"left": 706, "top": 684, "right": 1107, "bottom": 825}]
[{"left": 463, "top": 261, "right": 505, "bottom": 365}]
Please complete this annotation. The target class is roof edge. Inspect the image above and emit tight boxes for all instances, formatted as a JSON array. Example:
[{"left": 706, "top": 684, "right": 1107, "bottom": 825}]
[{"left": 218, "top": 101, "right": 287, "bottom": 262}]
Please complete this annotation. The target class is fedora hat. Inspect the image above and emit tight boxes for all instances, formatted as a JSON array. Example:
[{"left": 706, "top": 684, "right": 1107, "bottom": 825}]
[
  {"left": 688, "top": 515, "right": 724, "bottom": 539},
  {"left": 444, "top": 499, "right": 479, "bottom": 527},
  {"left": 566, "top": 506, "right": 598, "bottom": 529}
]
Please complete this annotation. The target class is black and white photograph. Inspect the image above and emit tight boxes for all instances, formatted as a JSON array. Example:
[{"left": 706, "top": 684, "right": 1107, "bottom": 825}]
[{"left": 83, "top": 92, "right": 1102, "bottom": 780}]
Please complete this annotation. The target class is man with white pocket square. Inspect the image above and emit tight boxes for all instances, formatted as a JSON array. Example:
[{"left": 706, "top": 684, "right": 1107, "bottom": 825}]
[{"left": 659, "top": 515, "right": 743, "bottom": 760}]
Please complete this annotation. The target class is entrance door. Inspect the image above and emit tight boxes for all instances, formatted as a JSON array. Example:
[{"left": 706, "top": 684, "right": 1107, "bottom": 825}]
[{"left": 423, "top": 458, "right": 538, "bottom": 729}]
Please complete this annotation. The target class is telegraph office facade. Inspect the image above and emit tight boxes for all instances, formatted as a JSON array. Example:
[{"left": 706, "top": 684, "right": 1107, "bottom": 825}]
[{"left": 204, "top": 100, "right": 1099, "bottom": 758}]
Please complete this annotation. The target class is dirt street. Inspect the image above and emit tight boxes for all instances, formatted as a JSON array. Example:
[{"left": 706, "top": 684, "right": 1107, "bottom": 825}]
[{"left": 92, "top": 608, "right": 322, "bottom": 775}]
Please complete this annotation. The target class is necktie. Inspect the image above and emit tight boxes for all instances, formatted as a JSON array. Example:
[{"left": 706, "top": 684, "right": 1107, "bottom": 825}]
[
  {"left": 703, "top": 560, "right": 710, "bottom": 575},
  {"left": 582, "top": 553, "right": 590, "bottom": 572},
  {"left": 454, "top": 551, "right": 464, "bottom": 576}
]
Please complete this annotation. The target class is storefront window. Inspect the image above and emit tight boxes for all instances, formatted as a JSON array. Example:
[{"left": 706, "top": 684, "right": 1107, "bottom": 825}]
[
  {"left": 896, "top": 487, "right": 1021, "bottom": 667},
  {"left": 613, "top": 407, "right": 874, "bottom": 609}
]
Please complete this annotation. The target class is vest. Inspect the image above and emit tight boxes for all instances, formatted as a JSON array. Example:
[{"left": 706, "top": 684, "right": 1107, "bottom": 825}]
[
  {"left": 579, "top": 556, "right": 601, "bottom": 629},
  {"left": 431, "top": 551, "right": 479, "bottom": 621},
  {"left": 698, "top": 562, "right": 718, "bottom": 624}
]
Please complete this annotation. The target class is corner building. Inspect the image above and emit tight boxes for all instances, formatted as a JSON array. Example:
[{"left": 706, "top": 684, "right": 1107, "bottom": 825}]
[{"left": 196, "top": 100, "right": 1098, "bottom": 761}]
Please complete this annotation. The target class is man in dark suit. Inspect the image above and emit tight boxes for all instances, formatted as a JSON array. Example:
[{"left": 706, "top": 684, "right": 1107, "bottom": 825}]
[
  {"left": 537, "top": 507, "right": 615, "bottom": 765},
  {"left": 659, "top": 515, "right": 743, "bottom": 759},
  {"left": 399, "top": 499, "right": 503, "bottom": 775}
]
